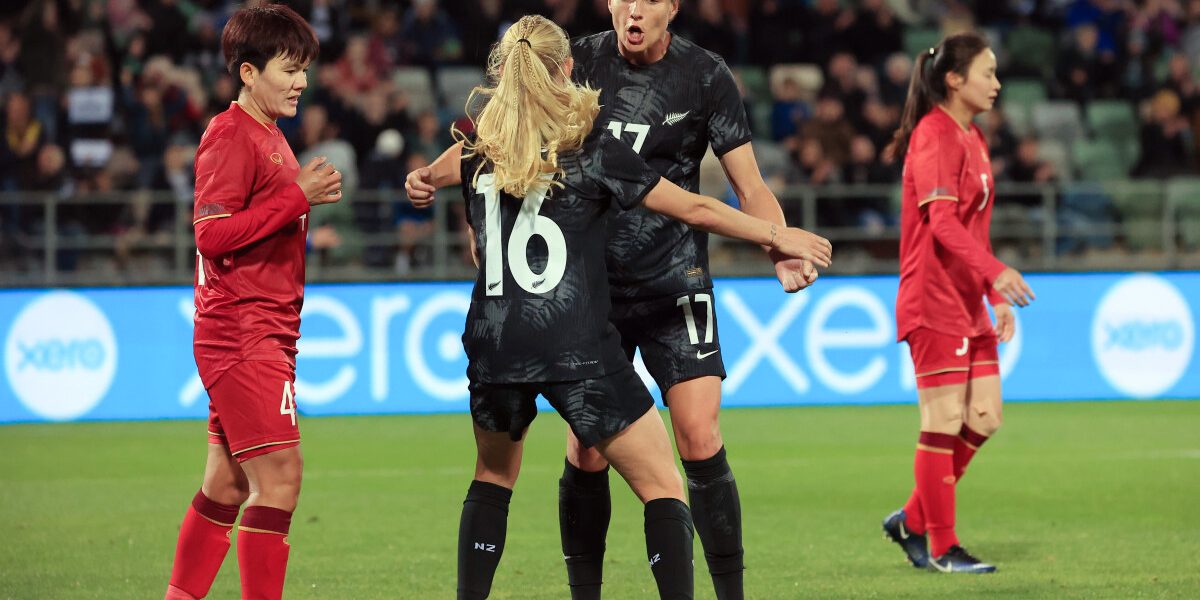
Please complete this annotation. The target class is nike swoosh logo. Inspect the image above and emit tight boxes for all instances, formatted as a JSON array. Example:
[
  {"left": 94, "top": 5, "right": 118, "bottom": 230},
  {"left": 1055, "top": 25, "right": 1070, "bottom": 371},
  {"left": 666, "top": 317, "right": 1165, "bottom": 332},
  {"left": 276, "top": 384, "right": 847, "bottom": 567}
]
[
  {"left": 487, "top": 281, "right": 500, "bottom": 291},
  {"left": 697, "top": 349, "right": 719, "bottom": 359},
  {"left": 897, "top": 522, "right": 910, "bottom": 540},
  {"left": 954, "top": 337, "right": 969, "bottom": 357},
  {"left": 662, "top": 111, "right": 690, "bottom": 126}
]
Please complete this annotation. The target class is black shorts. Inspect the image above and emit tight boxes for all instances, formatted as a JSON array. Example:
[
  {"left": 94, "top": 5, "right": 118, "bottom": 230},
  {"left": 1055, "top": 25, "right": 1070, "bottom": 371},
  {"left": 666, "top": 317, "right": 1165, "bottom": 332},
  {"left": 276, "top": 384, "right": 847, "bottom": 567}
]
[
  {"left": 610, "top": 289, "right": 726, "bottom": 399},
  {"left": 468, "top": 362, "right": 655, "bottom": 448}
]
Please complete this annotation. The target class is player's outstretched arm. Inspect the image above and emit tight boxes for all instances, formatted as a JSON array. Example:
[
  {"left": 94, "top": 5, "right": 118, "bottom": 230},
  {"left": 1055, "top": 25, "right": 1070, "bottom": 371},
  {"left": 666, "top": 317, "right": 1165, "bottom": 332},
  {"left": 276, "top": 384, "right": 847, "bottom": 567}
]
[
  {"left": 405, "top": 142, "right": 464, "bottom": 208},
  {"left": 720, "top": 143, "right": 820, "bottom": 292},
  {"left": 642, "top": 177, "right": 832, "bottom": 268}
]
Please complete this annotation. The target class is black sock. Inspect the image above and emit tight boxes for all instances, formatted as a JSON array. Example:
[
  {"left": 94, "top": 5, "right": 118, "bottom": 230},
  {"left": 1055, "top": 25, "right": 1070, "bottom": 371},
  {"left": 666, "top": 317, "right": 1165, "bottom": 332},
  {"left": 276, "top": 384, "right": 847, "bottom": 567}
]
[
  {"left": 682, "top": 447, "right": 744, "bottom": 600},
  {"left": 559, "top": 459, "right": 610, "bottom": 600},
  {"left": 457, "top": 480, "right": 512, "bottom": 600},
  {"left": 644, "top": 498, "right": 694, "bottom": 599}
]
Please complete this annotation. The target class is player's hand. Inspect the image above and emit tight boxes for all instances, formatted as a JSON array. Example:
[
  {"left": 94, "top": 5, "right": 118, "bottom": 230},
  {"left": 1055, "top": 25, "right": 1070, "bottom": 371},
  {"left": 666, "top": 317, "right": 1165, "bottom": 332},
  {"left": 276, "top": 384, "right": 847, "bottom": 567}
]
[
  {"left": 992, "top": 267, "right": 1035, "bottom": 307},
  {"left": 297, "top": 156, "right": 342, "bottom": 206},
  {"left": 771, "top": 226, "right": 832, "bottom": 268},
  {"left": 993, "top": 302, "right": 1016, "bottom": 343},
  {"left": 771, "top": 253, "right": 818, "bottom": 293},
  {"left": 406, "top": 167, "right": 437, "bottom": 208}
]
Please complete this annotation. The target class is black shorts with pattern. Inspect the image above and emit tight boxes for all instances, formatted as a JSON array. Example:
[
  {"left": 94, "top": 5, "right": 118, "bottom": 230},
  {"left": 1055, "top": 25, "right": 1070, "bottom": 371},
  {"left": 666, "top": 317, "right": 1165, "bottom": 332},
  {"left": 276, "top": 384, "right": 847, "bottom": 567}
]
[
  {"left": 610, "top": 288, "right": 727, "bottom": 400},
  {"left": 468, "top": 362, "right": 655, "bottom": 448}
]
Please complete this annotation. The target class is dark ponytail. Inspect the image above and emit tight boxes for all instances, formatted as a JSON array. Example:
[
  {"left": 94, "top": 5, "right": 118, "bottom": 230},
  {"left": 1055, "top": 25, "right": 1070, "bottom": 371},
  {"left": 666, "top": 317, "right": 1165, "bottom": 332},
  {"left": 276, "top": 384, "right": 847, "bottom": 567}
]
[{"left": 885, "top": 31, "right": 990, "bottom": 162}]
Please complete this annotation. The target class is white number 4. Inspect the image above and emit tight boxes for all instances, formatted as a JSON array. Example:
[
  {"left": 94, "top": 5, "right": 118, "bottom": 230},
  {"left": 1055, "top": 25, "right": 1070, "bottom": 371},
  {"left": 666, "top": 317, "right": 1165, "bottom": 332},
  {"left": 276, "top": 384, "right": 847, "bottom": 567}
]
[
  {"left": 280, "top": 381, "right": 296, "bottom": 426},
  {"left": 607, "top": 121, "right": 650, "bottom": 154}
]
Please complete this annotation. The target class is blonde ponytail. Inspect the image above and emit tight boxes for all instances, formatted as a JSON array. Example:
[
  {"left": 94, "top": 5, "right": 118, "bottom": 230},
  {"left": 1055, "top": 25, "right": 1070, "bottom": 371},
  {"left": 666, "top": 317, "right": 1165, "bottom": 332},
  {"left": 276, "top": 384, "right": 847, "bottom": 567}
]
[{"left": 455, "top": 15, "right": 600, "bottom": 198}]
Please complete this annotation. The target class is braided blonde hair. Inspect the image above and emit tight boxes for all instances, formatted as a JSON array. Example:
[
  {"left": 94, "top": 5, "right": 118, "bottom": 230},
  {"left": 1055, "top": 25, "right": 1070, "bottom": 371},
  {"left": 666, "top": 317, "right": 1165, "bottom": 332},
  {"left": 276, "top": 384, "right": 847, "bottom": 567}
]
[{"left": 456, "top": 15, "right": 600, "bottom": 197}]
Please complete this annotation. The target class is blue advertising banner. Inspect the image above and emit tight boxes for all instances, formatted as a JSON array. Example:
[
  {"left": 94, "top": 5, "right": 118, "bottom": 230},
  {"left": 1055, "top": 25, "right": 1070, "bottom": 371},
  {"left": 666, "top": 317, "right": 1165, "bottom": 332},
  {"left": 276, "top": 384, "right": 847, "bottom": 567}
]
[{"left": 2, "top": 272, "right": 1196, "bottom": 423}]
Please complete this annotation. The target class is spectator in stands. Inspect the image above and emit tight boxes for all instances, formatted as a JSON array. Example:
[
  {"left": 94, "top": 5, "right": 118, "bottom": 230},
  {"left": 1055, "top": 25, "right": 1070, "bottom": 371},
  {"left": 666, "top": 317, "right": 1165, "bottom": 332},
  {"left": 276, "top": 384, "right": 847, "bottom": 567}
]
[
  {"left": 1065, "top": 0, "right": 1127, "bottom": 55},
  {"left": 770, "top": 76, "right": 809, "bottom": 142},
  {"left": 861, "top": 97, "right": 900, "bottom": 155},
  {"left": 848, "top": 0, "right": 903, "bottom": 67},
  {"left": 336, "top": 35, "right": 384, "bottom": 95},
  {"left": 840, "top": 134, "right": 895, "bottom": 227},
  {"left": 807, "top": 0, "right": 853, "bottom": 66},
  {"left": 1006, "top": 136, "right": 1059, "bottom": 207},
  {"left": 0, "top": 23, "right": 24, "bottom": 100},
  {"left": 1133, "top": 88, "right": 1195, "bottom": 177},
  {"left": 399, "top": 0, "right": 462, "bottom": 67},
  {"left": 298, "top": 104, "right": 362, "bottom": 268},
  {"left": 881, "top": 52, "right": 913, "bottom": 109},
  {"left": 394, "top": 152, "right": 435, "bottom": 275},
  {"left": 1057, "top": 24, "right": 1106, "bottom": 105},
  {"left": 980, "top": 108, "right": 1019, "bottom": 179},
  {"left": 1164, "top": 53, "right": 1200, "bottom": 117},
  {"left": 794, "top": 137, "right": 840, "bottom": 186},
  {"left": 824, "top": 52, "right": 867, "bottom": 117},
  {"left": 458, "top": 0, "right": 506, "bottom": 65},
  {"left": 749, "top": 0, "right": 806, "bottom": 65},
  {"left": 18, "top": 2, "right": 66, "bottom": 147},
  {"left": 0, "top": 92, "right": 45, "bottom": 192},
  {"left": 28, "top": 143, "right": 70, "bottom": 195},
  {"left": 801, "top": 95, "right": 855, "bottom": 167}
]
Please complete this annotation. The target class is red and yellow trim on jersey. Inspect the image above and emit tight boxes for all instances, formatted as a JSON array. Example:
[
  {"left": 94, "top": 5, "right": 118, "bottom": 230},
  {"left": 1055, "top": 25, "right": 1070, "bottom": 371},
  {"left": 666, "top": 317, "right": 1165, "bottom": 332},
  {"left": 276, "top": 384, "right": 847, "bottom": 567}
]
[
  {"left": 199, "top": 513, "right": 236, "bottom": 528},
  {"left": 969, "top": 359, "right": 1000, "bottom": 367},
  {"left": 917, "top": 194, "right": 959, "bottom": 208},
  {"left": 916, "top": 443, "right": 955, "bottom": 455},
  {"left": 193, "top": 213, "right": 232, "bottom": 225},
  {"left": 231, "top": 439, "right": 301, "bottom": 457},
  {"left": 207, "top": 430, "right": 226, "bottom": 438}
]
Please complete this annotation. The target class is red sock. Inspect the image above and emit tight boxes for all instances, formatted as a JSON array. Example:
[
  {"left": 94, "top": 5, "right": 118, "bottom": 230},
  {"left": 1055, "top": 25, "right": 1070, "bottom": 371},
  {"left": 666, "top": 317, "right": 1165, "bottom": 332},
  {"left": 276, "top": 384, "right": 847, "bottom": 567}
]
[
  {"left": 954, "top": 425, "right": 989, "bottom": 479},
  {"left": 238, "top": 506, "right": 293, "bottom": 600},
  {"left": 903, "top": 425, "right": 989, "bottom": 534},
  {"left": 915, "top": 432, "right": 958, "bottom": 558},
  {"left": 167, "top": 490, "right": 240, "bottom": 599}
]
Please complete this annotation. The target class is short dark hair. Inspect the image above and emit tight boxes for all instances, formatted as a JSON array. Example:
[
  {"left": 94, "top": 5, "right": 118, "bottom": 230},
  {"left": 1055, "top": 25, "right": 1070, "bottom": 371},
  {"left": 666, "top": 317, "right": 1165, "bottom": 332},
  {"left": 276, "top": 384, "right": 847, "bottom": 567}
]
[{"left": 222, "top": 4, "right": 319, "bottom": 80}]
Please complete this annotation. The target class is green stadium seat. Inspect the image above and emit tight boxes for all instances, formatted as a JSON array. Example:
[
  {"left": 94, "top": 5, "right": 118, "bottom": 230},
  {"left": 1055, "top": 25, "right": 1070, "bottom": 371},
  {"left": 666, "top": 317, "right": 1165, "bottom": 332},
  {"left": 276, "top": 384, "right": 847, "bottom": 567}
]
[
  {"left": 1003, "top": 103, "right": 1030, "bottom": 137},
  {"left": 1072, "top": 138, "right": 1126, "bottom": 182},
  {"left": 1086, "top": 100, "right": 1139, "bottom": 143},
  {"left": 1001, "top": 79, "right": 1047, "bottom": 115},
  {"left": 1107, "top": 180, "right": 1166, "bottom": 251},
  {"left": 1165, "top": 177, "right": 1200, "bottom": 250},
  {"left": 437, "top": 66, "right": 486, "bottom": 117},
  {"left": 904, "top": 27, "right": 942, "bottom": 59},
  {"left": 392, "top": 67, "right": 436, "bottom": 115},
  {"left": 1036, "top": 138, "right": 1073, "bottom": 182},
  {"left": 1007, "top": 26, "right": 1057, "bottom": 77},
  {"left": 1032, "top": 101, "right": 1085, "bottom": 145}
]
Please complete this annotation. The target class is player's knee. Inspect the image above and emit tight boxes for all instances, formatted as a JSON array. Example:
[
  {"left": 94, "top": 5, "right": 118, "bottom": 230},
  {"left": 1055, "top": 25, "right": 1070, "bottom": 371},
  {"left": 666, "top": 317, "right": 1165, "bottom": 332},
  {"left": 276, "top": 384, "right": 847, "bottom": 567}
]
[
  {"left": 971, "top": 408, "right": 1003, "bottom": 437},
  {"left": 674, "top": 425, "right": 722, "bottom": 462},
  {"left": 203, "top": 480, "right": 249, "bottom": 506}
]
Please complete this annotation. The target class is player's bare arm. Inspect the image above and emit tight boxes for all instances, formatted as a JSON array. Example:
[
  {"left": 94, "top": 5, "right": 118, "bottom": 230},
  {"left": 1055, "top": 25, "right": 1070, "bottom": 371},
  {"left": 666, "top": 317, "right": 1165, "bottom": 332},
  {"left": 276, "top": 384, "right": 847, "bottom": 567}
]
[
  {"left": 720, "top": 143, "right": 821, "bottom": 292},
  {"left": 405, "top": 142, "right": 464, "bottom": 208},
  {"left": 641, "top": 177, "right": 832, "bottom": 267}
]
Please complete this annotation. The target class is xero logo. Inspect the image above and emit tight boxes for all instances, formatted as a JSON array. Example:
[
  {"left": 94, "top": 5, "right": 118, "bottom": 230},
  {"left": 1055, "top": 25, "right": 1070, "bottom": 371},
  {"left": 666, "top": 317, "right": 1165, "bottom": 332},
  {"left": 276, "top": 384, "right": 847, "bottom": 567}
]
[
  {"left": 4, "top": 292, "right": 117, "bottom": 420},
  {"left": 1092, "top": 274, "right": 1194, "bottom": 397}
]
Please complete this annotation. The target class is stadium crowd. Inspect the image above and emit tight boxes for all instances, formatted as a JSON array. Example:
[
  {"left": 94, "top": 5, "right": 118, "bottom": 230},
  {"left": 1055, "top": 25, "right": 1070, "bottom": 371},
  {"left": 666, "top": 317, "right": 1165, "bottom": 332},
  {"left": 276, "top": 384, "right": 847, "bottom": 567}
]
[{"left": 2, "top": 0, "right": 1200, "bottom": 276}]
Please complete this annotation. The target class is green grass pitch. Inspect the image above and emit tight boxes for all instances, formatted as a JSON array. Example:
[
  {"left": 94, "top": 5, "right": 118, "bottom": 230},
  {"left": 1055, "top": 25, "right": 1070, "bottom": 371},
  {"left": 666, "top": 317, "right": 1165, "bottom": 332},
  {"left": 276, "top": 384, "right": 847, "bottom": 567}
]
[{"left": 1, "top": 400, "right": 1197, "bottom": 599}]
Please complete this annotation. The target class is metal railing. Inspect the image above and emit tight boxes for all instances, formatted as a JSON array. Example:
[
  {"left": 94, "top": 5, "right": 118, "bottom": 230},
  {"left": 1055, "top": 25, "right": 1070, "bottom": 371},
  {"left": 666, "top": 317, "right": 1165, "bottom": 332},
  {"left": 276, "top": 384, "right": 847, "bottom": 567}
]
[{"left": 1, "top": 179, "right": 1196, "bottom": 288}]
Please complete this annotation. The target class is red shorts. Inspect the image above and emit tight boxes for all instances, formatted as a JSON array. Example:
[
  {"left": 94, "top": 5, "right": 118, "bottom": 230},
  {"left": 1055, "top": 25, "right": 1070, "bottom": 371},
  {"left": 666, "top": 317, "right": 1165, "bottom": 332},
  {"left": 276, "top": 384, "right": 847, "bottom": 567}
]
[
  {"left": 206, "top": 361, "right": 300, "bottom": 462},
  {"left": 906, "top": 328, "right": 1000, "bottom": 389}
]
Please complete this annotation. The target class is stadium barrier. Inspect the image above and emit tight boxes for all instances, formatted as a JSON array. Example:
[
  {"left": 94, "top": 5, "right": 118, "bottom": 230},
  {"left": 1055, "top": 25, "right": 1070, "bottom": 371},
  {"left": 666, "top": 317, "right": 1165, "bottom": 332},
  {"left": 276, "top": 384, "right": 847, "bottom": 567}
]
[
  {"left": 2, "top": 272, "right": 1196, "bottom": 423},
  {"left": 2, "top": 180, "right": 1198, "bottom": 288}
]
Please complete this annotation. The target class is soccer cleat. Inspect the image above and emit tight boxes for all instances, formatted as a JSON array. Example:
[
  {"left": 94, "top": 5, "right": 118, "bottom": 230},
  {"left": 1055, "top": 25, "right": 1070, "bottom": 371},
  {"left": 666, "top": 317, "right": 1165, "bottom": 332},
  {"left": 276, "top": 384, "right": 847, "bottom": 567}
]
[
  {"left": 882, "top": 509, "right": 930, "bottom": 568},
  {"left": 928, "top": 545, "right": 997, "bottom": 574}
]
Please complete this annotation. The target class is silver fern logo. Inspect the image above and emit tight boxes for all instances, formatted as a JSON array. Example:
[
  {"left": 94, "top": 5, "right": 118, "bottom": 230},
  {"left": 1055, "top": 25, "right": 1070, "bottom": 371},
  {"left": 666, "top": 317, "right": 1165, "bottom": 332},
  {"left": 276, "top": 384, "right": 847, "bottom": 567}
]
[{"left": 662, "top": 111, "right": 690, "bottom": 126}]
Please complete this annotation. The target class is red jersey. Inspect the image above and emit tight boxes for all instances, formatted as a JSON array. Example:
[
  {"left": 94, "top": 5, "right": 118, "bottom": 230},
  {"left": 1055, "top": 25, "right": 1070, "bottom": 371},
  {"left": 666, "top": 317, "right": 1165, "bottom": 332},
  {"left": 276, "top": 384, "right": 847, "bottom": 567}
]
[
  {"left": 896, "top": 107, "right": 1007, "bottom": 342},
  {"left": 192, "top": 102, "right": 310, "bottom": 388}
]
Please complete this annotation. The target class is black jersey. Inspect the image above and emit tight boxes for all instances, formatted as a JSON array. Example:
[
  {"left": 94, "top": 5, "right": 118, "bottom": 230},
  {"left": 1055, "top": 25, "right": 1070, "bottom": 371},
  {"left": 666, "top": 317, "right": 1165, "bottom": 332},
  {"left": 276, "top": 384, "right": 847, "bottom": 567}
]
[
  {"left": 461, "top": 131, "right": 661, "bottom": 383},
  {"left": 571, "top": 31, "right": 753, "bottom": 299}
]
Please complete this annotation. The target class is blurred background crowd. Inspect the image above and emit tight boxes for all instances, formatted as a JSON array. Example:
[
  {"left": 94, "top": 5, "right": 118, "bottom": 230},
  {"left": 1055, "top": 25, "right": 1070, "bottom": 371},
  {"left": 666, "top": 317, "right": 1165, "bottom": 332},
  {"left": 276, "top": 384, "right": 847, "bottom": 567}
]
[{"left": 3, "top": 0, "right": 1200, "bottom": 283}]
